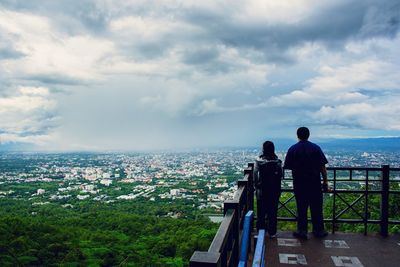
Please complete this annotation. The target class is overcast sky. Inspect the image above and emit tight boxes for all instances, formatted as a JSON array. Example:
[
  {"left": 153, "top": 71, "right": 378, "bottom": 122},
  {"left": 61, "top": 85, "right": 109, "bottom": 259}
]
[{"left": 0, "top": 0, "right": 400, "bottom": 151}]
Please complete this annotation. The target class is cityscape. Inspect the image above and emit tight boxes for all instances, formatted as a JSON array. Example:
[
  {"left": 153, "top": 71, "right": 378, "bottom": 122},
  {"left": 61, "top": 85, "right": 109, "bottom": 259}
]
[
  {"left": 1, "top": 149, "right": 399, "bottom": 216},
  {"left": 1, "top": 0, "right": 400, "bottom": 265}
]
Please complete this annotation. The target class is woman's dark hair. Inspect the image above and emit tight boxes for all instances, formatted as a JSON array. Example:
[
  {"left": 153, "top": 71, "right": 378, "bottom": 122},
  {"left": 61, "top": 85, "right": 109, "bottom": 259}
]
[{"left": 261, "top": 141, "right": 277, "bottom": 160}]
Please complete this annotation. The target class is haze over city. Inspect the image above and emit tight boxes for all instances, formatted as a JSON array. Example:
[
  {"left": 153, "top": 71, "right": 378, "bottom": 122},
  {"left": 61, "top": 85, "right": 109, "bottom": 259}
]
[{"left": 1, "top": 0, "right": 400, "bottom": 151}]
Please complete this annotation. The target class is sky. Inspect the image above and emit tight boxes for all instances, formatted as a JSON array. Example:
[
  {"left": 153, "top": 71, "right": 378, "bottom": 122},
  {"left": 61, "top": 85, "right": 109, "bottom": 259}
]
[{"left": 0, "top": 0, "right": 400, "bottom": 151}]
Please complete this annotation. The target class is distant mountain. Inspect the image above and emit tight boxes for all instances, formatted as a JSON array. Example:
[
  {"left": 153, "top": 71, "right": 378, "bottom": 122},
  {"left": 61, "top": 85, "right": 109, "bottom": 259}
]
[
  {"left": 1, "top": 137, "right": 399, "bottom": 152},
  {"left": 262, "top": 137, "right": 400, "bottom": 152},
  {"left": 0, "top": 142, "right": 35, "bottom": 151},
  {"left": 317, "top": 137, "right": 400, "bottom": 152}
]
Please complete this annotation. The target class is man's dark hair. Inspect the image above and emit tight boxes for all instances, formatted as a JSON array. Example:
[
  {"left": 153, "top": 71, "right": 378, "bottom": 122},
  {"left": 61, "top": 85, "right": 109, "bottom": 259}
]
[{"left": 297, "top": 127, "right": 310, "bottom": 140}]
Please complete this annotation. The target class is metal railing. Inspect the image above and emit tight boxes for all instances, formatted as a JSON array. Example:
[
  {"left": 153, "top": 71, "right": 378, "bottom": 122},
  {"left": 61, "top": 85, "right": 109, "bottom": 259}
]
[
  {"left": 190, "top": 164, "right": 400, "bottom": 266},
  {"left": 252, "top": 229, "right": 265, "bottom": 267},
  {"left": 238, "top": 211, "right": 254, "bottom": 267},
  {"left": 190, "top": 163, "right": 254, "bottom": 267},
  {"left": 278, "top": 165, "right": 400, "bottom": 236}
]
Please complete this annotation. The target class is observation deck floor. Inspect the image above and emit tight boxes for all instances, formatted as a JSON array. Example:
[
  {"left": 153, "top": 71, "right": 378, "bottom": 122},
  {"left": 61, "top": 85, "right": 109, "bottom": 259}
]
[{"left": 264, "top": 231, "right": 400, "bottom": 267}]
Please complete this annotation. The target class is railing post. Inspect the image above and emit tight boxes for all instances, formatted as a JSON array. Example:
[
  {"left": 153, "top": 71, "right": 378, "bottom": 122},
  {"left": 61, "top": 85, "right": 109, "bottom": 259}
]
[
  {"left": 224, "top": 200, "right": 239, "bottom": 266},
  {"left": 247, "top": 163, "right": 254, "bottom": 211},
  {"left": 380, "top": 165, "right": 390, "bottom": 237},
  {"left": 238, "top": 179, "right": 248, "bottom": 218},
  {"left": 252, "top": 229, "right": 266, "bottom": 267},
  {"left": 238, "top": 211, "right": 254, "bottom": 267},
  {"left": 190, "top": 251, "right": 221, "bottom": 267}
]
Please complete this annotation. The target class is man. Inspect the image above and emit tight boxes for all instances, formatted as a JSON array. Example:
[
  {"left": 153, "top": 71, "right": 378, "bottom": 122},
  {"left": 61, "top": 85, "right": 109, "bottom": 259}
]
[{"left": 284, "top": 127, "right": 329, "bottom": 239}]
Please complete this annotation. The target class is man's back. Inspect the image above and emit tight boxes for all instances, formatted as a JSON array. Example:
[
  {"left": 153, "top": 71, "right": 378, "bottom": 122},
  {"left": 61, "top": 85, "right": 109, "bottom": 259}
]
[
  {"left": 284, "top": 140, "right": 328, "bottom": 181},
  {"left": 284, "top": 127, "right": 329, "bottom": 237}
]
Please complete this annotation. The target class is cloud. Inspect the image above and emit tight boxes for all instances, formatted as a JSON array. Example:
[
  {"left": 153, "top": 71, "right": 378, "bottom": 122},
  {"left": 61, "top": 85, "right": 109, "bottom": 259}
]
[
  {"left": 179, "top": 0, "right": 400, "bottom": 63},
  {"left": 0, "top": 0, "right": 400, "bottom": 150},
  {"left": 0, "top": 40, "right": 25, "bottom": 59},
  {"left": 265, "top": 34, "right": 400, "bottom": 131},
  {"left": 268, "top": 59, "right": 397, "bottom": 107},
  {"left": 0, "top": 86, "right": 58, "bottom": 144},
  {"left": 182, "top": 47, "right": 219, "bottom": 66},
  {"left": 0, "top": 10, "right": 116, "bottom": 83},
  {"left": 312, "top": 101, "right": 400, "bottom": 130},
  {"left": 359, "top": 3, "right": 400, "bottom": 38}
]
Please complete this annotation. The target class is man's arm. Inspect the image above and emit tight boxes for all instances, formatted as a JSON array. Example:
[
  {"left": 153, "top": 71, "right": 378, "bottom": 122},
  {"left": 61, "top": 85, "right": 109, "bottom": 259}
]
[
  {"left": 283, "top": 149, "right": 292, "bottom": 170},
  {"left": 321, "top": 165, "right": 328, "bottom": 184},
  {"left": 321, "top": 165, "right": 331, "bottom": 192},
  {"left": 317, "top": 145, "right": 329, "bottom": 189}
]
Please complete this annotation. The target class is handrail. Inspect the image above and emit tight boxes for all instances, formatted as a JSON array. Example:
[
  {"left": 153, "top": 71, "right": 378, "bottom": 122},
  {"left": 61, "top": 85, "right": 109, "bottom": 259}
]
[
  {"left": 280, "top": 164, "right": 400, "bottom": 236},
  {"left": 190, "top": 163, "right": 400, "bottom": 266},
  {"left": 208, "top": 209, "right": 235, "bottom": 253},
  {"left": 190, "top": 163, "right": 254, "bottom": 267},
  {"left": 238, "top": 211, "right": 254, "bottom": 267},
  {"left": 252, "top": 229, "right": 265, "bottom": 267}
]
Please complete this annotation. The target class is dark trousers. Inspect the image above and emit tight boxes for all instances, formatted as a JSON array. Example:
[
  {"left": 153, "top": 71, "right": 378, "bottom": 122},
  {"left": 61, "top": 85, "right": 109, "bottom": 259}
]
[
  {"left": 256, "top": 180, "right": 281, "bottom": 235},
  {"left": 293, "top": 180, "right": 324, "bottom": 233}
]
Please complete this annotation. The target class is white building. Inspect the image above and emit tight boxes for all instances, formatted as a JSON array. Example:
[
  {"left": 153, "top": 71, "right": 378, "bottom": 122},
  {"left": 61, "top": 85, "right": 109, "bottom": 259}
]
[
  {"left": 37, "top": 189, "right": 45, "bottom": 195},
  {"left": 80, "top": 184, "right": 95, "bottom": 191},
  {"left": 170, "top": 189, "right": 180, "bottom": 196},
  {"left": 100, "top": 179, "right": 112, "bottom": 186}
]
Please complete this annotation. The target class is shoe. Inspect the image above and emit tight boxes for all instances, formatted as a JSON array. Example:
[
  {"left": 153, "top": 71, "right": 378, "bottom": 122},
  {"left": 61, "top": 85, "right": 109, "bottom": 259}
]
[
  {"left": 313, "top": 230, "right": 328, "bottom": 238},
  {"left": 293, "top": 231, "right": 308, "bottom": 240}
]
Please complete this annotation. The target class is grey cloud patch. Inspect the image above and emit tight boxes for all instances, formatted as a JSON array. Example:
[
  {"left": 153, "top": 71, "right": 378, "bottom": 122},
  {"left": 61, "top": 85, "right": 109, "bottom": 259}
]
[
  {"left": 135, "top": 42, "right": 170, "bottom": 60},
  {"left": 12, "top": 113, "right": 58, "bottom": 136},
  {"left": 180, "top": 0, "right": 400, "bottom": 63},
  {"left": 0, "top": 33, "right": 25, "bottom": 59},
  {"left": 0, "top": 0, "right": 110, "bottom": 33},
  {"left": 182, "top": 47, "right": 219, "bottom": 65},
  {"left": 23, "top": 74, "right": 85, "bottom": 86},
  {"left": 0, "top": 47, "right": 25, "bottom": 59},
  {"left": 357, "top": 89, "right": 390, "bottom": 98},
  {"left": 17, "top": 130, "right": 51, "bottom": 137},
  {"left": 200, "top": 61, "right": 232, "bottom": 74},
  {"left": 79, "top": 9, "right": 108, "bottom": 30},
  {"left": 360, "top": 2, "right": 400, "bottom": 38},
  {"left": 181, "top": 47, "right": 234, "bottom": 74},
  {"left": 311, "top": 100, "right": 400, "bottom": 131},
  {"left": 0, "top": 86, "right": 59, "bottom": 144}
]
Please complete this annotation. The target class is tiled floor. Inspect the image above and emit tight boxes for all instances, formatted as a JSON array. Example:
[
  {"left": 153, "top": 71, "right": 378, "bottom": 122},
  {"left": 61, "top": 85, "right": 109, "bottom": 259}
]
[
  {"left": 265, "top": 231, "right": 400, "bottom": 267},
  {"left": 331, "top": 256, "right": 363, "bottom": 267},
  {"left": 278, "top": 238, "right": 302, "bottom": 247},
  {"left": 324, "top": 240, "right": 350, "bottom": 249},
  {"left": 279, "top": 253, "right": 307, "bottom": 265}
]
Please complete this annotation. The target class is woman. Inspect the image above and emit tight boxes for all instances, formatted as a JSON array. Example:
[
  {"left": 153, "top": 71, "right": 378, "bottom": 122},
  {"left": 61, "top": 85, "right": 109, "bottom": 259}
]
[{"left": 254, "top": 141, "right": 283, "bottom": 238}]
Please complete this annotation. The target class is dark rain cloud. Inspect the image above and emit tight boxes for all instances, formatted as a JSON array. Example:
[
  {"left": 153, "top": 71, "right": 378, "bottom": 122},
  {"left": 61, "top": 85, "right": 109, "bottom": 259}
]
[
  {"left": 182, "top": 47, "right": 219, "bottom": 65},
  {"left": 5, "top": 0, "right": 398, "bottom": 67},
  {"left": 180, "top": 0, "right": 400, "bottom": 63},
  {"left": 0, "top": 0, "right": 110, "bottom": 33},
  {"left": 135, "top": 42, "right": 171, "bottom": 60}
]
